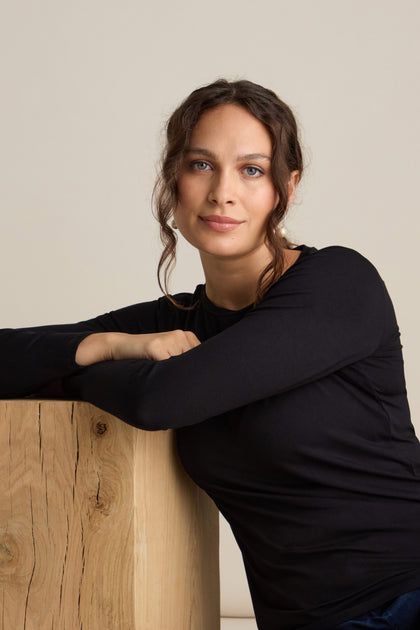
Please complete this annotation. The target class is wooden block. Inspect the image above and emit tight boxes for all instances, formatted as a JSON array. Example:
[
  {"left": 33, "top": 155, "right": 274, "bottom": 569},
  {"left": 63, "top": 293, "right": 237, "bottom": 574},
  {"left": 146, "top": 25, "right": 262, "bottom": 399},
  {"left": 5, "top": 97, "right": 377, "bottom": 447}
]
[{"left": 0, "top": 400, "right": 220, "bottom": 630}]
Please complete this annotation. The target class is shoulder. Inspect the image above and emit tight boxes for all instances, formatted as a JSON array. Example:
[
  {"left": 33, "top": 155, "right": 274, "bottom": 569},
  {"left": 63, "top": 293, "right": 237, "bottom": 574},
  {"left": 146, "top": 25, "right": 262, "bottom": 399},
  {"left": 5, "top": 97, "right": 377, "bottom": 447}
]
[
  {"left": 306, "top": 244, "right": 379, "bottom": 271},
  {"left": 296, "top": 245, "right": 383, "bottom": 285},
  {"left": 314, "top": 246, "right": 386, "bottom": 295},
  {"left": 264, "top": 244, "right": 386, "bottom": 309}
]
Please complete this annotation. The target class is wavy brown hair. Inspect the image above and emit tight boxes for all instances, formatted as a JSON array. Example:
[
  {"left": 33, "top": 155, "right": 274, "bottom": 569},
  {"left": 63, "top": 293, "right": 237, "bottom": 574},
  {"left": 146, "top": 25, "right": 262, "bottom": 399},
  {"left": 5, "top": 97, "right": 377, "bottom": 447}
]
[{"left": 153, "top": 78, "right": 303, "bottom": 307}]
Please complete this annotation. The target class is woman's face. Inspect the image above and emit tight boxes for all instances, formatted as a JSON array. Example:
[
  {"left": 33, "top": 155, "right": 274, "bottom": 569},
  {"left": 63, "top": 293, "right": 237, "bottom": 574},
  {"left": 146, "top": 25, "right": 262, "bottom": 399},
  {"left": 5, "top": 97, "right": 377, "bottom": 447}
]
[{"left": 174, "top": 104, "right": 282, "bottom": 263}]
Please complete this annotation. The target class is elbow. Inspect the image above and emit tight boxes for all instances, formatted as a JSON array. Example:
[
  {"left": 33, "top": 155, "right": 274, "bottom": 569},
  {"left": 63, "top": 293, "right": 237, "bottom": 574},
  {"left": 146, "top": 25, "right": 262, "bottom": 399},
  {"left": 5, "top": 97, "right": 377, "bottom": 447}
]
[{"left": 132, "top": 395, "right": 177, "bottom": 431}]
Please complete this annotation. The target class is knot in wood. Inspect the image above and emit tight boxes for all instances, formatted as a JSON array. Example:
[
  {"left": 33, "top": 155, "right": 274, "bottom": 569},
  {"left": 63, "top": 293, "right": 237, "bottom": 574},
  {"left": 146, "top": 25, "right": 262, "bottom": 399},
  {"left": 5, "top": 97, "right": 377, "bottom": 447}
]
[
  {"left": 95, "top": 421, "right": 107, "bottom": 436},
  {"left": 89, "top": 491, "right": 112, "bottom": 517},
  {"left": 0, "top": 534, "right": 18, "bottom": 568}
]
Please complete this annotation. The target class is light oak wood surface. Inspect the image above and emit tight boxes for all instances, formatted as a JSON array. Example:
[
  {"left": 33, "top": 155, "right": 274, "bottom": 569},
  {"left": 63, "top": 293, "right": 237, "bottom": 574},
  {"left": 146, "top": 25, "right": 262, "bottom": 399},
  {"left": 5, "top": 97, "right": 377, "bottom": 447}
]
[{"left": 0, "top": 400, "right": 220, "bottom": 630}]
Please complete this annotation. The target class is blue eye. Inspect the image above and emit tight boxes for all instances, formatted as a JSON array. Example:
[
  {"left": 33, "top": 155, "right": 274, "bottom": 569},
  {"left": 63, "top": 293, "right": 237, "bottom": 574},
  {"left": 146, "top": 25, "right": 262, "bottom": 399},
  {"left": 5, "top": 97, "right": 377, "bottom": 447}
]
[
  {"left": 244, "top": 166, "right": 263, "bottom": 177},
  {"left": 192, "top": 161, "right": 210, "bottom": 171}
]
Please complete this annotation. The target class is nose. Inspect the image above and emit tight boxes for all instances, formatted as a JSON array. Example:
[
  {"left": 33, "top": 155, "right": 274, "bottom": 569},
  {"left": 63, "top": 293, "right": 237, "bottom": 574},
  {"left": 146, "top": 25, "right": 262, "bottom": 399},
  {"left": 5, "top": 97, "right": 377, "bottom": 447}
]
[{"left": 207, "top": 170, "right": 235, "bottom": 206}]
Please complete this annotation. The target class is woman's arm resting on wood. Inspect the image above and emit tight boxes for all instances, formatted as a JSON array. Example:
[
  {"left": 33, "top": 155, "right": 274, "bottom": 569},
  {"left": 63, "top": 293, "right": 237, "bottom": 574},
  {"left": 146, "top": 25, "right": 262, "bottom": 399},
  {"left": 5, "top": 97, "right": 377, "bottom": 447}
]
[
  {"left": 0, "top": 297, "right": 167, "bottom": 397},
  {"left": 64, "top": 248, "right": 392, "bottom": 431}
]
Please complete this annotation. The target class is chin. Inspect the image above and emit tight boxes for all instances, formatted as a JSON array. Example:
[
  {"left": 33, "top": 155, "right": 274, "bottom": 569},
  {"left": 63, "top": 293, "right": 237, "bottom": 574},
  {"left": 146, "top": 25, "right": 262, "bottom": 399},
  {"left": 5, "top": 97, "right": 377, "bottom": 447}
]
[
  {"left": 180, "top": 228, "right": 265, "bottom": 260},
  {"left": 200, "top": 243, "right": 258, "bottom": 260}
]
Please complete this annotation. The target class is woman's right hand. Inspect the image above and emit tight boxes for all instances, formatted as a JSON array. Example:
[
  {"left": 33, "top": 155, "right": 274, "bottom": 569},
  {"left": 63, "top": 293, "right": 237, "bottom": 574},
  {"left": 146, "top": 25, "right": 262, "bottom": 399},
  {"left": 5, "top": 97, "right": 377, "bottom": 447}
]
[{"left": 75, "top": 330, "right": 201, "bottom": 366}]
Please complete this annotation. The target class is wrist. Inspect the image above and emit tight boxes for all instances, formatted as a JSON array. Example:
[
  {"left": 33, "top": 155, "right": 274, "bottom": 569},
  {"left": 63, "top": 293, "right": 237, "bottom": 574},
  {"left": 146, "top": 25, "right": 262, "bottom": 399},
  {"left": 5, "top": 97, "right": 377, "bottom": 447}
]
[
  {"left": 76, "top": 332, "right": 118, "bottom": 366},
  {"left": 110, "top": 332, "right": 146, "bottom": 361}
]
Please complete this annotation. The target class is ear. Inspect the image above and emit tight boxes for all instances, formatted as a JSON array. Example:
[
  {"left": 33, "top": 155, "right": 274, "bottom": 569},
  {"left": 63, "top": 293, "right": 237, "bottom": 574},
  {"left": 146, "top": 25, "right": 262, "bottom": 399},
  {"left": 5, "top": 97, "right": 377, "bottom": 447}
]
[{"left": 287, "top": 170, "right": 300, "bottom": 206}]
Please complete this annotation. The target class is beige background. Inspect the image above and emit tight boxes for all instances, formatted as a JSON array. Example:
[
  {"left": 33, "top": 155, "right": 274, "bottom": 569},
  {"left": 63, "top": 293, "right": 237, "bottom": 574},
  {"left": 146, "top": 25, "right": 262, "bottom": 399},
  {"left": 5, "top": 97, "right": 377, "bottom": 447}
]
[{"left": 1, "top": 0, "right": 419, "bottom": 621}]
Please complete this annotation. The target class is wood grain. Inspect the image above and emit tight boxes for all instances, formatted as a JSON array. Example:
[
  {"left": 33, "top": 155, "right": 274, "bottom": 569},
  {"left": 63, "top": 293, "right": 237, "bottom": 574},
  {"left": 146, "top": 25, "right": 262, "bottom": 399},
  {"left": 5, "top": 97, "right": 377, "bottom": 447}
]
[
  {"left": 134, "top": 430, "right": 220, "bottom": 630},
  {"left": 0, "top": 400, "right": 220, "bottom": 630}
]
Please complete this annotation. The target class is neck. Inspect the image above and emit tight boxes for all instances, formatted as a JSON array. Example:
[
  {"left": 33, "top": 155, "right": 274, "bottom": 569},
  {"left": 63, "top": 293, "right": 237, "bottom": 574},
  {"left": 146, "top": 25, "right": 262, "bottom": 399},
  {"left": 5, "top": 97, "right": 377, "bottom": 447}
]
[
  {"left": 201, "top": 245, "right": 301, "bottom": 311},
  {"left": 200, "top": 244, "right": 288, "bottom": 311}
]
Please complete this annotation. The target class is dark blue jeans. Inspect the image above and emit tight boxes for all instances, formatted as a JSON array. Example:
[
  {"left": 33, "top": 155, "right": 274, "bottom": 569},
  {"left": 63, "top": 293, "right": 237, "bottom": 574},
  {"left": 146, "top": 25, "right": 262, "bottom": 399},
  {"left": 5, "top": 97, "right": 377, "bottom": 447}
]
[{"left": 332, "top": 589, "right": 420, "bottom": 629}]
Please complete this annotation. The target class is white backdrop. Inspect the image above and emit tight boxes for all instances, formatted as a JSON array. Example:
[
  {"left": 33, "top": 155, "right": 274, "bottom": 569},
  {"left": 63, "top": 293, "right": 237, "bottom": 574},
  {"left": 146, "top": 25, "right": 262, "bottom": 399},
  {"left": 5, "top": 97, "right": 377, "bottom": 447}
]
[{"left": 1, "top": 0, "right": 419, "bottom": 618}]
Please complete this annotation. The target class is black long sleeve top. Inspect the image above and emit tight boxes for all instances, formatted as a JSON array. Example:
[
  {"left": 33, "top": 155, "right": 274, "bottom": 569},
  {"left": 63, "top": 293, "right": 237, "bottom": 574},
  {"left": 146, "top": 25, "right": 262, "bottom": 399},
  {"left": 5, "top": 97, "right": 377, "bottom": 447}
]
[{"left": 1, "top": 244, "right": 420, "bottom": 630}]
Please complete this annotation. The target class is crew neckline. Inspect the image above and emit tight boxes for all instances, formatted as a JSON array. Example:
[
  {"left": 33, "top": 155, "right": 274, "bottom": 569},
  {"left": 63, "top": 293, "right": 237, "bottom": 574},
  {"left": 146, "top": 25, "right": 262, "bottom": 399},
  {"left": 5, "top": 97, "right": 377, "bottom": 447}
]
[{"left": 200, "top": 244, "right": 316, "bottom": 316}]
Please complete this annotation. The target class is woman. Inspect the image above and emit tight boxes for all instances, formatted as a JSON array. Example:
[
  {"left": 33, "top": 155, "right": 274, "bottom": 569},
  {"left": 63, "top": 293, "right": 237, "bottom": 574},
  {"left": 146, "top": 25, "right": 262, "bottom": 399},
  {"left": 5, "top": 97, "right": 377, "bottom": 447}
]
[{"left": 1, "top": 79, "right": 420, "bottom": 630}]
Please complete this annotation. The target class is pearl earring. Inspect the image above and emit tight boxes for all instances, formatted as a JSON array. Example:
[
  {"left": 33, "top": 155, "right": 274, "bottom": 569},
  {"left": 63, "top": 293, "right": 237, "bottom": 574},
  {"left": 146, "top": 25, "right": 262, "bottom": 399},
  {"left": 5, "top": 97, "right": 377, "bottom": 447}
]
[{"left": 274, "top": 225, "right": 287, "bottom": 236}]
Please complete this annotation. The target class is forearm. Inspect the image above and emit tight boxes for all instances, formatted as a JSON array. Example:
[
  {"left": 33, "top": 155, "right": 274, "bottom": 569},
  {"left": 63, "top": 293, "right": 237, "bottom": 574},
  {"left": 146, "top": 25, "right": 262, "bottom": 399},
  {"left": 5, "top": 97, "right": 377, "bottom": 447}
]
[
  {"left": 0, "top": 329, "right": 90, "bottom": 397},
  {"left": 0, "top": 296, "right": 165, "bottom": 397},
  {"left": 75, "top": 330, "right": 201, "bottom": 366}
]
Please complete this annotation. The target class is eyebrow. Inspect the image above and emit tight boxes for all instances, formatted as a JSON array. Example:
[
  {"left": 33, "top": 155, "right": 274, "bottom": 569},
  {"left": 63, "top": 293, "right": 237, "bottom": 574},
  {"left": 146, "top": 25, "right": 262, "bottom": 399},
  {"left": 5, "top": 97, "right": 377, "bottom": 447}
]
[{"left": 186, "top": 147, "right": 271, "bottom": 162}]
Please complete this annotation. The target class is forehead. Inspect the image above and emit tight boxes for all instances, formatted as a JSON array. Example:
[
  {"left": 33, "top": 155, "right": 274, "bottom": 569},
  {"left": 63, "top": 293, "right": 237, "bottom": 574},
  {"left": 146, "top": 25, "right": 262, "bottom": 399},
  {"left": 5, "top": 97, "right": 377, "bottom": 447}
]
[{"left": 189, "top": 104, "right": 272, "bottom": 155}]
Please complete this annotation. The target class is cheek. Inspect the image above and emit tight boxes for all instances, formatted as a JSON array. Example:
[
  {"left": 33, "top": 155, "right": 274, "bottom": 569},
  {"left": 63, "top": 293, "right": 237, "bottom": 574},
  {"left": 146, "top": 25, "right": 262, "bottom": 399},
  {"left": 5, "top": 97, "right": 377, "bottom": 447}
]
[
  {"left": 174, "top": 176, "right": 198, "bottom": 234},
  {"left": 176, "top": 175, "right": 189, "bottom": 206},
  {"left": 251, "top": 184, "right": 277, "bottom": 217},
  {"left": 176, "top": 174, "right": 202, "bottom": 209},
  {"left": 264, "top": 181, "right": 277, "bottom": 205}
]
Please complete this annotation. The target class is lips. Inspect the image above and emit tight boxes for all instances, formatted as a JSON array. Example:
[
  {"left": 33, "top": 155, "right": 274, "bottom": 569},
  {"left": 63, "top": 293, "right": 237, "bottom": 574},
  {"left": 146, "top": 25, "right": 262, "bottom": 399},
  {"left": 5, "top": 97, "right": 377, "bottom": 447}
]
[
  {"left": 199, "top": 214, "right": 244, "bottom": 232},
  {"left": 201, "top": 214, "right": 242, "bottom": 224}
]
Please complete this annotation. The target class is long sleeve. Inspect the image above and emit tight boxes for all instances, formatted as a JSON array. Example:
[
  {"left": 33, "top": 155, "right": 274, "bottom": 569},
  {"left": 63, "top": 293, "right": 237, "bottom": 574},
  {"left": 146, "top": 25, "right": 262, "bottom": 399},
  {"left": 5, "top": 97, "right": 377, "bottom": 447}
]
[
  {"left": 0, "top": 297, "right": 165, "bottom": 397},
  {"left": 63, "top": 247, "right": 392, "bottom": 430}
]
